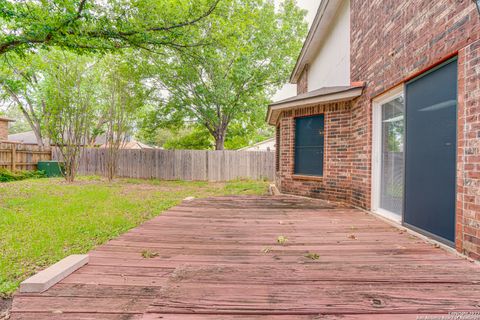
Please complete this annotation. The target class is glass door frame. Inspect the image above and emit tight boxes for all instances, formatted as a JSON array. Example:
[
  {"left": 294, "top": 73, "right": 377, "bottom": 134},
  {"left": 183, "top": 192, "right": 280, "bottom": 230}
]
[{"left": 371, "top": 85, "right": 405, "bottom": 223}]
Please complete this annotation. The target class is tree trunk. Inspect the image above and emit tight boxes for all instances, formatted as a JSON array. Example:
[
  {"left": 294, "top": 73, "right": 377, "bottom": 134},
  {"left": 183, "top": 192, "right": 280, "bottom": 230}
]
[
  {"left": 214, "top": 132, "right": 225, "bottom": 150},
  {"left": 32, "top": 123, "right": 45, "bottom": 147},
  {"left": 5, "top": 89, "right": 45, "bottom": 147}
]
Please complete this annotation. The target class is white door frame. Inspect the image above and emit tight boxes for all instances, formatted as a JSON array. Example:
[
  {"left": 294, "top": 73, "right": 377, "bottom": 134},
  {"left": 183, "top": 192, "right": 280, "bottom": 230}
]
[{"left": 371, "top": 85, "right": 404, "bottom": 223}]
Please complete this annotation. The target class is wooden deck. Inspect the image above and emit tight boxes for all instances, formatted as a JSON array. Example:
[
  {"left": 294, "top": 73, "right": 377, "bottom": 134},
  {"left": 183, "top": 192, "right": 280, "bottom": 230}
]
[{"left": 11, "top": 195, "right": 480, "bottom": 319}]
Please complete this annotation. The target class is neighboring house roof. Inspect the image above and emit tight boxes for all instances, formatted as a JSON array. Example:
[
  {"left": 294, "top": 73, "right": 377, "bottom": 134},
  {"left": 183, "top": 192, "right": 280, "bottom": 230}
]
[
  {"left": 267, "top": 84, "right": 364, "bottom": 125},
  {"left": 8, "top": 131, "right": 40, "bottom": 144},
  {"left": 9, "top": 130, "right": 154, "bottom": 149},
  {"left": 8, "top": 130, "right": 124, "bottom": 146},
  {"left": 99, "top": 140, "right": 154, "bottom": 150},
  {"left": 238, "top": 137, "right": 275, "bottom": 151},
  {"left": 290, "top": 0, "right": 345, "bottom": 83}
]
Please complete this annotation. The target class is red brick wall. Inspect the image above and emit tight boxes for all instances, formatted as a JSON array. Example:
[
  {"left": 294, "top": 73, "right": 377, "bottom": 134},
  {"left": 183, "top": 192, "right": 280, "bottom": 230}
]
[
  {"left": 0, "top": 120, "right": 8, "bottom": 141},
  {"left": 297, "top": 65, "right": 309, "bottom": 95},
  {"left": 276, "top": 0, "right": 480, "bottom": 258},
  {"left": 276, "top": 101, "right": 353, "bottom": 203},
  {"left": 350, "top": 0, "right": 480, "bottom": 257},
  {"left": 457, "top": 40, "right": 480, "bottom": 259}
]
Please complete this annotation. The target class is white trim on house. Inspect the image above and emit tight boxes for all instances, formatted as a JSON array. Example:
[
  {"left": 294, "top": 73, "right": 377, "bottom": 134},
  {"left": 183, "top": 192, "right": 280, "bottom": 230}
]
[
  {"left": 267, "top": 85, "right": 363, "bottom": 125},
  {"left": 371, "top": 85, "right": 404, "bottom": 224},
  {"left": 307, "top": 0, "right": 350, "bottom": 91},
  {"left": 290, "top": 0, "right": 345, "bottom": 84}
]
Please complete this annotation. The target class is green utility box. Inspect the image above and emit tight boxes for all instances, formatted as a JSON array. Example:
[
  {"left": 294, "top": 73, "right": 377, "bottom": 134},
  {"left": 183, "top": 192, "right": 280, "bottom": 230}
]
[{"left": 37, "top": 161, "right": 63, "bottom": 177}]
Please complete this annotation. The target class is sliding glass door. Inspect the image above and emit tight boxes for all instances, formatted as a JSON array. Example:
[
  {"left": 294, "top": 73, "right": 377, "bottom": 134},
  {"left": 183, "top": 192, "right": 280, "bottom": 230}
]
[
  {"left": 372, "top": 59, "right": 457, "bottom": 246},
  {"left": 372, "top": 88, "right": 405, "bottom": 222}
]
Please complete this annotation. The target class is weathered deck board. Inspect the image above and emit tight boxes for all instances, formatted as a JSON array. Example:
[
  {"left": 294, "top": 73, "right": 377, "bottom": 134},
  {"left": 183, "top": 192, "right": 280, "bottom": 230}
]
[{"left": 11, "top": 195, "right": 480, "bottom": 319}]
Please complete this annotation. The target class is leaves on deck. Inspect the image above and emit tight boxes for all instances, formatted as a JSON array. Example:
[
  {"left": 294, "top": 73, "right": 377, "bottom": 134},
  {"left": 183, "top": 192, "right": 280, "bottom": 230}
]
[
  {"left": 305, "top": 252, "right": 320, "bottom": 260},
  {"left": 276, "top": 236, "right": 288, "bottom": 245},
  {"left": 261, "top": 247, "right": 272, "bottom": 254},
  {"left": 141, "top": 250, "right": 159, "bottom": 259}
]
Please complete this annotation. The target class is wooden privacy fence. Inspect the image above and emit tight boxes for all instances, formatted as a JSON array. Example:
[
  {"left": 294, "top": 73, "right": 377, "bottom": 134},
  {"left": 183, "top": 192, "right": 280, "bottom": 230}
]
[
  {"left": 0, "top": 142, "right": 51, "bottom": 171},
  {"left": 53, "top": 148, "right": 275, "bottom": 181}
]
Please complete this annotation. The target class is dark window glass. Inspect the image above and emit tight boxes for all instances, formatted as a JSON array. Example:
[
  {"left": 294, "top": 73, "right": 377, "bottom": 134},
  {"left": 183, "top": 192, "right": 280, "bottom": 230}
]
[
  {"left": 294, "top": 115, "right": 324, "bottom": 176},
  {"left": 275, "top": 126, "right": 280, "bottom": 172}
]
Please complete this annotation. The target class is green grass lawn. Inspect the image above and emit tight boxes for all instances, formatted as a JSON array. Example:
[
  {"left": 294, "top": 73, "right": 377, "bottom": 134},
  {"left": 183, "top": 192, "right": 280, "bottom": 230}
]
[{"left": 0, "top": 176, "right": 269, "bottom": 297}]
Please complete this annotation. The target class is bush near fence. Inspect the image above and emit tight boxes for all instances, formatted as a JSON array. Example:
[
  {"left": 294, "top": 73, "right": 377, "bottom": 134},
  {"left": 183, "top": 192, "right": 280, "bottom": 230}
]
[{"left": 53, "top": 148, "right": 275, "bottom": 181}]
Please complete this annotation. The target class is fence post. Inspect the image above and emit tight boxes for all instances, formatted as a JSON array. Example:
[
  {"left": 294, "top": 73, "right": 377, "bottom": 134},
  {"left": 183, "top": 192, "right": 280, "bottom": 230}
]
[
  {"left": 11, "top": 144, "right": 16, "bottom": 171},
  {"left": 70, "top": 148, "right": 275, "bottom": 181}
]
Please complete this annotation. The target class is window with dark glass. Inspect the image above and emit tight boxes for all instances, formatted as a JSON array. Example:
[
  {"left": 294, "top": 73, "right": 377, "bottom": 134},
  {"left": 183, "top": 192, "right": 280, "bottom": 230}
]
[
  {"left": 294, "top": 115, "right": 324, "bottom": 176},
  {"left": 275, "top": 126, "right": 280, "bottom": 172}
]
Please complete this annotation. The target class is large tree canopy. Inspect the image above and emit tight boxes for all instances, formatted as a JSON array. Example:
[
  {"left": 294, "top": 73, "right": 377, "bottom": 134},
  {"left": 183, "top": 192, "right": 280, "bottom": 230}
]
[
  {"left": 0, "top": 48, "right": 147, "bottom": 147},
  {"left": 0, "top": 0, "right": 219, "bottom": 55},
  {"left": 150, "top": 0, "right": 307, "bottom": 150},
  {"left": 0, "top": 52, "right": 50, "bottom": 145},
  {"left": 1, "top": 0, "right": 308, "bottom": 153}
]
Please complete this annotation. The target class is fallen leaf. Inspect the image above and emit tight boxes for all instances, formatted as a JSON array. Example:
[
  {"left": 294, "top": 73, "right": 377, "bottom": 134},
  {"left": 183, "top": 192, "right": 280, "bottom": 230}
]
[
  {"left": 305, "top": 252, "right": 320, "bottom": 260},
  {"left": 277, "top": 235, "right": 288, "bottom": 245},
  {"left": 141, "top": 250, "right": 159, "bottom": 259},
  {"left": 262, "top": 247, "right": 272, "bottom": 253}
]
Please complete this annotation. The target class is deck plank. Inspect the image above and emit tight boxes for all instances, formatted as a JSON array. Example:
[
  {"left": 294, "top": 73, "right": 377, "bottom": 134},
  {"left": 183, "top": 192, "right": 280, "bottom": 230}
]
[{"left": 10, "top": 195, "right": 480, "bottom": 319}]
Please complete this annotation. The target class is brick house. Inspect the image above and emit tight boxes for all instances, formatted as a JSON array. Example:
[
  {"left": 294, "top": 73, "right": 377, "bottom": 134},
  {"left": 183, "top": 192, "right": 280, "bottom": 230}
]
[
  {"left": 0, "top": 116, "right": 15, "bottom": 141},
  {"left": 268, "top": 0, "right": 480, "bottom": 259}
]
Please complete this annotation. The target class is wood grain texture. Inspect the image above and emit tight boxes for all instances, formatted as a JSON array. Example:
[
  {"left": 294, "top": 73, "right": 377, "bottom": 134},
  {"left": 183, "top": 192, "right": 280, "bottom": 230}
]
[
  {"left": 53, "top": 149, "right": 275, "bottom": 181},
  {"left": 0, "top": 142, "right": 51, "bottom": 171},
  {"left": 10, "top": 196, "right": 480, "bottom": 319}
]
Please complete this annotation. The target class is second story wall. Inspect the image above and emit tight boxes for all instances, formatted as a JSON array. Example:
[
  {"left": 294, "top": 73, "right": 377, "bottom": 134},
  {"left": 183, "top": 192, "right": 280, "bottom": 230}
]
[
  {"left": 350, "top": 0, "right": 479, "bottom": 97},
  {"left": 308, "top": 0, "right": 350, "bottom": 91}
]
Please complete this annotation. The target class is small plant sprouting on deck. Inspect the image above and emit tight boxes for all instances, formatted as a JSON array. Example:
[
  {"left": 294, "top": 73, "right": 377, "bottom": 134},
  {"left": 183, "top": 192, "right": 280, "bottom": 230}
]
[
  {"left": 277, "top": 236, "right": 288, "bottom": 245},
  {"left": 141, "top": 250, "right": 159, "bottom": 259},
  {"left": 305, "top": 252, "right": 320, "bottom": 260}
]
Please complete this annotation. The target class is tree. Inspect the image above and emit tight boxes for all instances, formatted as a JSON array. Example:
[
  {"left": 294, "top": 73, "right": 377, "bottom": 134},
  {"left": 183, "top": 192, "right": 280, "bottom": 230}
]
[
  {"left": 99, "top": 54, "right": 146, "bottom": 180},
  {"left": 0, "top": 53, "right": 50, "bottom": 146},
  {"left": 42, "top": 50, "right": 99, "bottom": 182},
  {"left": 152, "top": 0, "right": 307, "bottom": 150},
  {"left": 224, "top": 123, "right": 273, "bottom": 150},
  {"left": 0, "top": 0, "right": 220, "bottom": 56},
  {"left": 163, "top": 126, "right": 213, "bottom": 150},
  {"left": 0, "top": 105, "right": 30, "bottom": 134}
]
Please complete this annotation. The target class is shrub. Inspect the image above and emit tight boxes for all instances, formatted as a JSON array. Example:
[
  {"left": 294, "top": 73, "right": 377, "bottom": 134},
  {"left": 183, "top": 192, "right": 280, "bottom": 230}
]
[{"left": 0, "top": 169, "right": 47, "bottom": 182}]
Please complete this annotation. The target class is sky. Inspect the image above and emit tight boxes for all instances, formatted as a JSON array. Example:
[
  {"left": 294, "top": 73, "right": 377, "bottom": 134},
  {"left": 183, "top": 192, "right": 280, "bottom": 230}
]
[
  {"left": 297, "top": 0, "right": 322, "bottom": 27},
  {"left": 271, "top": 0, "right": 321, "bottom": 101}
]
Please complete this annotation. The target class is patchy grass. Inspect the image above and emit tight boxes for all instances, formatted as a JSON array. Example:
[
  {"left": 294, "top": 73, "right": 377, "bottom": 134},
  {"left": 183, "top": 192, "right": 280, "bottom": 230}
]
[{"left": 0, "top": 176, "right": 269, "bottom": 297}]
